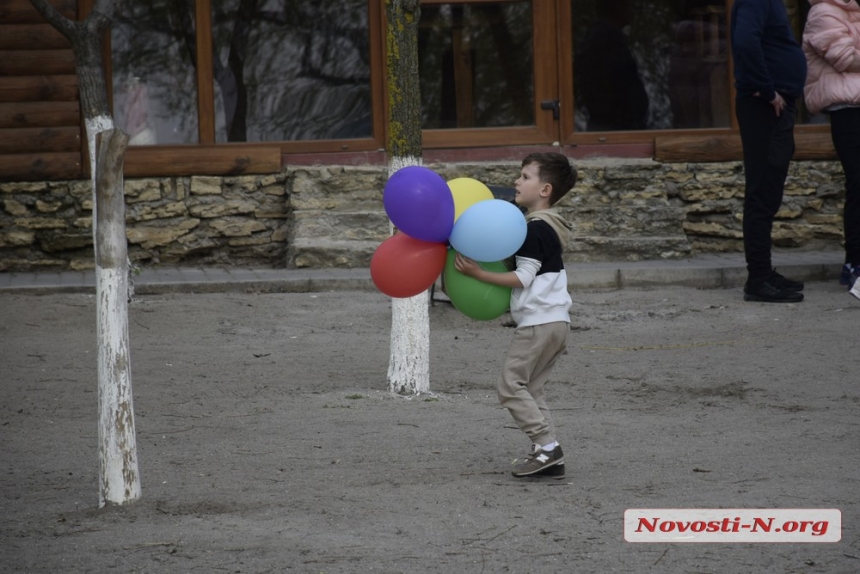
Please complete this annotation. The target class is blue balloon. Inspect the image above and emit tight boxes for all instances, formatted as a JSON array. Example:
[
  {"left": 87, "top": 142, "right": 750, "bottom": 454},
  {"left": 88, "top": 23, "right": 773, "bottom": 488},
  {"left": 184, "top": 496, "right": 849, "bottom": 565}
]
[
  {"left": 449, "top": 199, "right": 527, "bottom": 262},
  {"left": 383, "top": 166, "right": 454, "bottom": 243}
]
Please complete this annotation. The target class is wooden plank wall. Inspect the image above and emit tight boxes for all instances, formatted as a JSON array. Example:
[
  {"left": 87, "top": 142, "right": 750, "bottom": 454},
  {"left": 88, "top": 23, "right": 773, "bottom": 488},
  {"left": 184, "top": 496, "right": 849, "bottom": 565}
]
[
  {"left": 655, "top": 131, "right": 836, "bottom": 163},
  {"left": 0, "top": 0, "right": 83, "bottom": 181}
]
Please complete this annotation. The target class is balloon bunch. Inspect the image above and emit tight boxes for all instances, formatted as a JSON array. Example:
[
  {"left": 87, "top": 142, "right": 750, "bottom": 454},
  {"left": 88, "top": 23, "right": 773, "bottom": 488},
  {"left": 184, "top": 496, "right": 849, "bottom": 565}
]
[{"left": 370, "top": 166, "right": 527, "bottom": 320}]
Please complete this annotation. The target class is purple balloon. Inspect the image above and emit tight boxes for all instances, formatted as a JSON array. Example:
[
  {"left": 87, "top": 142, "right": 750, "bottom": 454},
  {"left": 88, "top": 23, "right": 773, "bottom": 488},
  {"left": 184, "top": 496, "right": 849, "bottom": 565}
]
[{"left": 383, "top": 166, "right": 454, "bottom": 243}]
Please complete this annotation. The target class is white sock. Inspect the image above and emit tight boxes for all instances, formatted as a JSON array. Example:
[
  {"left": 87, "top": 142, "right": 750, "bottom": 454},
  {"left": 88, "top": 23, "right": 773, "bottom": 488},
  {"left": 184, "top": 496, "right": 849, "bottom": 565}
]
[{"left": 541, "top": 441, "right": 559, "bottom": 451}]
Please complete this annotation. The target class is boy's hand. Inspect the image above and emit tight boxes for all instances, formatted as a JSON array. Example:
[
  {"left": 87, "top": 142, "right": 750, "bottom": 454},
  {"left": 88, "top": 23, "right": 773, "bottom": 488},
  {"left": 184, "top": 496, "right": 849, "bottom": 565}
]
[
  {"left": 454, "top": 252, "right": 480, "bottom": 277},
  {"left": 454, "top": 251, "right": 524, "bottom": 289}
]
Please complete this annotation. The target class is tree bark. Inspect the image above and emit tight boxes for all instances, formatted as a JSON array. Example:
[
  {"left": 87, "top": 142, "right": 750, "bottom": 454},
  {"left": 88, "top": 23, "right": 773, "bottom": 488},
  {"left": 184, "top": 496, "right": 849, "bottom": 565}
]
[
  {"left": 95, "top": 128, "right": 140, "bottom": 507},
  {"left": 385, "top": 0, "right": 430, "bottom": 395},
  {"left": 30, "top": 0, "right": 115, "bottom": 180},
  {"left": 31, "top": 0, "right": 141, "bottom": 506}
]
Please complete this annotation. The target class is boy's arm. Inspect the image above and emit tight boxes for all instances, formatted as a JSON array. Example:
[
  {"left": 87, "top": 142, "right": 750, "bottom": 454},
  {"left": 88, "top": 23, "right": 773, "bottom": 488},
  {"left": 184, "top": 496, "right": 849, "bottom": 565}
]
[{"left": 454, "top": 253, "right": 524, "bottom": 288}]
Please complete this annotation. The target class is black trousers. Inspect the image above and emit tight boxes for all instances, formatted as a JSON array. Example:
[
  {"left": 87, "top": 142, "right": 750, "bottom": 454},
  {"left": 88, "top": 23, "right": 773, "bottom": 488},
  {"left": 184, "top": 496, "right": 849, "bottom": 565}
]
[
  {"left": 830, "top": 107, "right": 860, "bottom": 268},
  {"left": 736, "top": 96, "right": 796, "bottom": 280}
]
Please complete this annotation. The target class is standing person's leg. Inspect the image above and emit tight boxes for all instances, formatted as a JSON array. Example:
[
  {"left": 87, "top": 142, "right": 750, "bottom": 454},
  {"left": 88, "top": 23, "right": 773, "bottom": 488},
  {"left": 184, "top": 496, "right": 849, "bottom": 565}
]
[
  {"left": 831, "top": 107, "right": 860, "bottom": 300},
  {"left": 736, "top": 97, "right": 794, "bottom": 279},
  {"left": 831, "top": 108, "right": 860, "bottom": 269},
  {"left": 736, "top": 97, "right": 802, "bottom": 302},
  {"left": 525, "top": 322, "right": 569, "bottom": 443},
  {"left": 497, "top": 323, "right": 567, "bottom": 447}
]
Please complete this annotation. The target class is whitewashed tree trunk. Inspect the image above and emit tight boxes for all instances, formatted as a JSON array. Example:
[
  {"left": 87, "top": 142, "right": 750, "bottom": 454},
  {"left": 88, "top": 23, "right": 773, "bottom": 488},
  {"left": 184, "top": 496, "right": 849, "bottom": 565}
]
[
  {"left": 385, "top": 0, "right": 429, "bottom": 395},
  {"left": 387, "top": 155, "right": 431, "bottom": 394},
  {"left": 95, "top": 129, "right": 140, "bottom": 507},
  {"left": 86, "top": 116, "right": 117, "bottom": 293},
  {"left": 31, "top": 0, "right": 141, "bottom": 505},
  {"left": 86, "top": 115, "right": 116, "bottom": 216}
]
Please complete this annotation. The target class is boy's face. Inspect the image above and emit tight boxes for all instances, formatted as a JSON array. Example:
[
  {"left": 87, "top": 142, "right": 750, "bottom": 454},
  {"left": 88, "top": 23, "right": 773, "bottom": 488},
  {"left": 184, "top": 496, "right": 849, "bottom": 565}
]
[{"left": 515, "top": 162, "right": 551, "bottom": 212}]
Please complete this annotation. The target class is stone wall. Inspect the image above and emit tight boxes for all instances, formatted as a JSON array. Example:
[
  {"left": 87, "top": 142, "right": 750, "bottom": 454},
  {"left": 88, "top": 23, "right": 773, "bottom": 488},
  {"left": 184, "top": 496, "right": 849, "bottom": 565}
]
[
  {"left": 0, "top": 173, "right": 290, "bottom": 271},
  {"left": 0, "top": 159, "right": 846, "bottom": 272}
]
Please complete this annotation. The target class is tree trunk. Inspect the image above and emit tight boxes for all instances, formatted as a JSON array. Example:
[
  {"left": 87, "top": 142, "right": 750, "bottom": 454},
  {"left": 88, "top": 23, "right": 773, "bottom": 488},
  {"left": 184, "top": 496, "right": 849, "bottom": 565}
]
[
  {"left": 31, "top": 0, "right": 141, "bottom": 506},
  {"left": 95, "top": 129, "right": 140, "bottom": 507},
  {"left": 31, "top": 0, "right": 115, "bottom": 273},
  {"left": 384, "top": 0, "right": 430, "bottom": 395},
  {"left": 30, "top": 0, "right": 114, "bottom": 185}
]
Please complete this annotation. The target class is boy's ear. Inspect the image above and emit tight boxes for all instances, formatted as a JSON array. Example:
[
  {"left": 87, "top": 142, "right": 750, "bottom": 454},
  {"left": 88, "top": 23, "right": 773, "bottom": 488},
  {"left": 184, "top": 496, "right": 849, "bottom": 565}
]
[{"left": 540, "top": 183, "right": 552, "bottom": 198}]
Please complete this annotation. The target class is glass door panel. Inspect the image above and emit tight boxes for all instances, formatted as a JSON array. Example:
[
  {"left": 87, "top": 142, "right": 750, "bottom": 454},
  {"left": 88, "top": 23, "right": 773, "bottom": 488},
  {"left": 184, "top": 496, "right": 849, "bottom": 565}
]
[
  {"left": 419, "top": 0, "right": 559, "bottom": 148},
  {"left": 418, "top": 2, "right": 534, "bottom": 129},
  {"left": 110, "top": 0, "right": 200, "bottom": 145},
  {"left": 211, "top": 0, "right": 374, "bottom": 142},
  {"left": 570, "top": 0, "right": 730, "bottom": 133}
]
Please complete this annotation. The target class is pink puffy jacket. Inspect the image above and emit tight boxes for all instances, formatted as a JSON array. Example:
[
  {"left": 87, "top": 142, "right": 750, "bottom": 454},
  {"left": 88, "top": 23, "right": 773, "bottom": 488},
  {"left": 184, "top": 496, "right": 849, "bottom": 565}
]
[{"left": 803, "top": 0, "right": 860, "bottom": 114}]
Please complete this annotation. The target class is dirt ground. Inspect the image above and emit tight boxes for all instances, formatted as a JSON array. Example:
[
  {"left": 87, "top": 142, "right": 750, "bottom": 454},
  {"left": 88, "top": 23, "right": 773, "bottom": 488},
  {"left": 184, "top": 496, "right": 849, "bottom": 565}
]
[{"left": 1, "top": 281, "right": 859, "bottom": 573}]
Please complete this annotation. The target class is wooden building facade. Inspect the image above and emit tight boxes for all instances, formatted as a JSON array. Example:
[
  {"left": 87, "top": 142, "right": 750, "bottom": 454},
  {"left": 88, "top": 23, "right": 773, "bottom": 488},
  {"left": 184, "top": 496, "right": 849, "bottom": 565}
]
[
  {"left": 0, "top": 0, "right": 83, "bottom": 181},
  {"left": 0, "top": 0, "right": 838, "bottom": 183},
  {"left": 0, "top": 0, "right": 849, "bottom": 272}
]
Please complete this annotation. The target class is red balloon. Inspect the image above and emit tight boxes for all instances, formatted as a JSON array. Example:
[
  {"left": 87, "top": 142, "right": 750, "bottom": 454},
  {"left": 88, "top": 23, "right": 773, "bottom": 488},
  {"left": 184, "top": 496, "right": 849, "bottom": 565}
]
[{"left": 371, "top": 234, "right": 447, "bottom": 298}]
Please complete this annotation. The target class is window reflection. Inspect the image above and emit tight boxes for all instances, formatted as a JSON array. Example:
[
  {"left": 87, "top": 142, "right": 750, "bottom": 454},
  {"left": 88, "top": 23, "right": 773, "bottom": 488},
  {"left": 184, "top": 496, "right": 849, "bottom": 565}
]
[
  {"left": 419, "top": 2, "right": 533, "bottom": 129},
  {"left": 111, "top": 0, "right": 199, "bottom": 145},
  {"left": 212, "top": 0, "right": 372, "bottom": 142},
  {"left": 573, "top": 0, "right": 729, "bottom": 132}
]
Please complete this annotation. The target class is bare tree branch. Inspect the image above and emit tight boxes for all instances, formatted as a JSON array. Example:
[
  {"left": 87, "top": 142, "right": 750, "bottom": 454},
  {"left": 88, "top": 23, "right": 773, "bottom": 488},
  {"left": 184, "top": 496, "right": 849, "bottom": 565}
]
[
  {"left": 85, "top": 0, "right": 114, "bottom": 36},
  {"left": 30, "top": 0, "right": 114, "bottom": 40},
  {"left": 29, "top": 0, "right": 76, "bottom": 38}
]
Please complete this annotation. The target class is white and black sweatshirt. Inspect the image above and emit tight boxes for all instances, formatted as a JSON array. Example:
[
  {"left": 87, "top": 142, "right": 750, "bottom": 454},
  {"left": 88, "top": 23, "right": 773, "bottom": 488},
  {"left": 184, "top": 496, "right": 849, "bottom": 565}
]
[{"left": 510, "top": 208, "right": 573, "bottom": 328}]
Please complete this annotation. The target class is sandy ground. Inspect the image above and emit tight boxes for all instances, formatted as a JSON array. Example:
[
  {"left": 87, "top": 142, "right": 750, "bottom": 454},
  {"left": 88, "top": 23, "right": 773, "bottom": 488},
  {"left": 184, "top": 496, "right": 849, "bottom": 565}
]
[{"left": 1, "top": 281, "right": 859, "bottom": 573}]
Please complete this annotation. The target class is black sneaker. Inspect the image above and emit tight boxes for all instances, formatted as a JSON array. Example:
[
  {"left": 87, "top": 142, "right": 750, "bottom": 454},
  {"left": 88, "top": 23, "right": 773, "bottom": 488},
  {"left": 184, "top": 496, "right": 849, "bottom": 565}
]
[
  {"left": 770, "top": 269, "right": 804, "bottom": 292},
  {"left": 744, "top": 277, "right": 804, "bottom": 303},
  {"left": 511, "top": 444, "right": 564, "bottom": 478}
]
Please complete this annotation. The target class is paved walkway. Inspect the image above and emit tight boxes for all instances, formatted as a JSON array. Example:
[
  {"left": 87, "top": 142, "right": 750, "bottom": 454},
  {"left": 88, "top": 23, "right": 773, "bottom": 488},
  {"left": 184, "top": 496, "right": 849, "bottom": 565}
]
[{"left": 0, "top": 249, "right": 846, "bottom": 295}]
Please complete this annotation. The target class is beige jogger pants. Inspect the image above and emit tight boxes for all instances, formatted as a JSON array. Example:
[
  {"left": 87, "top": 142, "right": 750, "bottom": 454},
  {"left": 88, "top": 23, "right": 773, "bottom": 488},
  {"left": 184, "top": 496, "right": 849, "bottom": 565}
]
[{"left": 496, "top": 321, "right": 569, "bottom": 447}]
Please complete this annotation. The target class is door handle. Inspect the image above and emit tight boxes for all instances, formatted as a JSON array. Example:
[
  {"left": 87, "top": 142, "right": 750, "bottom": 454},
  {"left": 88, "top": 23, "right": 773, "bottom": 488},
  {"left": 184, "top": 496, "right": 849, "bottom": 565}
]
[{"left": 541, "top": 100, "right": 560, "bottom": 120}]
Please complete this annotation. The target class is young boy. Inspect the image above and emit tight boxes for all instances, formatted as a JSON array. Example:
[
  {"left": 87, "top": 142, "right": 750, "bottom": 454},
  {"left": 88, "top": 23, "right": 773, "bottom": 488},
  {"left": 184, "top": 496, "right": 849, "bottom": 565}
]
[{"left": 454, "top": 152, "right": 576, "bottom": 478}]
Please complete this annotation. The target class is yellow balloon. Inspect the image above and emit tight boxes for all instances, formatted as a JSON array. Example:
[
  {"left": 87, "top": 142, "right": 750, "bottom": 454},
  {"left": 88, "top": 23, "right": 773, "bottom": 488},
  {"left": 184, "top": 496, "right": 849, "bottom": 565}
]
[{"left": 447, "top": 178, "right": 494, "bottom": 222}]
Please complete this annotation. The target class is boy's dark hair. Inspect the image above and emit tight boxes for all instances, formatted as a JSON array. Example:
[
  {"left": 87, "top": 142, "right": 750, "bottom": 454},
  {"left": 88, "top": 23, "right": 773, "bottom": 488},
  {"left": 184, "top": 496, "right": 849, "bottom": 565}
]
[{"left": 522, "top": 152, "right": 577, "bottom": 206}]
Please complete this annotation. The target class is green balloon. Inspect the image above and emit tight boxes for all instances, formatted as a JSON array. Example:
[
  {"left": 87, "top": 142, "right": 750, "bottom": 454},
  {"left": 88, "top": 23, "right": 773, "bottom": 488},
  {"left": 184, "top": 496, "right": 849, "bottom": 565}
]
[{"left": 443, "top": 250, "right": 512, "bottom": 321}]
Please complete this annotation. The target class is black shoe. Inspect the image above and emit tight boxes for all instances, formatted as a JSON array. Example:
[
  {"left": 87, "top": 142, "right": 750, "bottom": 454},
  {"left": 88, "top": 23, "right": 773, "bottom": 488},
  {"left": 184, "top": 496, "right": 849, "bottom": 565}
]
[
  {"left": 744, "top": 277, "right": 804, "bottom": 303},
  {"left": 770, "top": 269, "right": 804, "bottom": 292}
]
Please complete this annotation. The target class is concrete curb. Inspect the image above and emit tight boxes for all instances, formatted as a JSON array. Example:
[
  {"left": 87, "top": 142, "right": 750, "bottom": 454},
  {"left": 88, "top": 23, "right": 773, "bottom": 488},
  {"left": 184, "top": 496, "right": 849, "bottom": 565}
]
[{"left": 0, "top": 250, "right": 846, "bottom": 296}]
